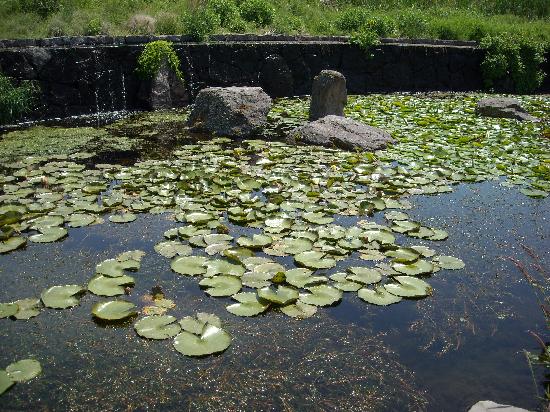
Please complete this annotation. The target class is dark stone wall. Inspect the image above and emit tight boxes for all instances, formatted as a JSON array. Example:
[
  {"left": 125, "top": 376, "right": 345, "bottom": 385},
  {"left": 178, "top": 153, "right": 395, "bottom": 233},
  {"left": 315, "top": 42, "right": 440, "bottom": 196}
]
[{"left": 0, "top": 35, "right": 545, "bottom": 121}]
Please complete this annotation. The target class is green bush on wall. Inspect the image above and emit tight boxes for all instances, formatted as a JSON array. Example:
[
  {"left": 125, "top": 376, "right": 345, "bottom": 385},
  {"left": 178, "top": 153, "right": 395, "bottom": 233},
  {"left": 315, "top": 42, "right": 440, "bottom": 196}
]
[
  {"left": 0, "top": 73, "right": 38, "bottom": 125},
  {"left": 136, "top": 40, "right": 184, "bottom": 81},
  {"left": 480, "top": 33, "right": 547, "bottom": 94},
  {"left": 239, "top": 0, "right": 275, "bottom": 27}
]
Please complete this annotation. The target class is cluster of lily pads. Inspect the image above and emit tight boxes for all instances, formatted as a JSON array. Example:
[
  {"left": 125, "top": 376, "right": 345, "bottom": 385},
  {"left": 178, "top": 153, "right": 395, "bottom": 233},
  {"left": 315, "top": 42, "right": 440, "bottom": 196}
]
[{"left": 0, "top": 359, "right": 41, "bottom": 396}]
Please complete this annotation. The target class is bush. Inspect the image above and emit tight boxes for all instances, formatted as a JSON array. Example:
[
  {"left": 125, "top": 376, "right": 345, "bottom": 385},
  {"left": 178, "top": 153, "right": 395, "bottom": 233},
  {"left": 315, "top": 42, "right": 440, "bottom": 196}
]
[
  {"left": 86, "top": 17, "right": 105, "bottom": 36},
  {"left": 208, "top": 0, "right": 240, "bottom": 28},
  {"left": 336, "top": 9, "right": 396, "bottom": 37},
  {"left": 480, "top": 33, "right": 547, "bottom": 94},
  {"left": 239, "top": 0, "right": 274, "bottom": 27},
  {"left": 127, "top": 14, "right": 156, "bottom": 35},
  {"left": 136, "top": 40, "right": 184, "bottom": 81},
  {"left": 0, "top": 73, "right": 38, "bottom": 125},
  {"left": 184, "top": 7, "right": 220, "bottom": 41},
  {"left": 350, "top": 28, "right": 380, "bottom": 55},
  {"left": 19, "top": 0, "right": 59, "bottom": 18},
  {"left": 396, "top": 10, "right": 430, "bottom": 38},
  {"left": 156, "top": 12, "right": 181, "bottom": 35}
]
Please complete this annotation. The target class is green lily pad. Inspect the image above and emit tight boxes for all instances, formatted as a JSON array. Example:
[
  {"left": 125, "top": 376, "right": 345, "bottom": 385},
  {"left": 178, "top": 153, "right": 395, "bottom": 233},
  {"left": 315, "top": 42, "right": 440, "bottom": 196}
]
[
  {"left": 205, "top": 259, "right": 245, "bottom": 277},
  {"left": 0, "top": 370, "right": 14, "bottom": 395},
  {"left": 385, "top": 276, "right": 433, "bottom": 297},
  {"left": 433, "top": 255, "right": 465, "bottom": 270},
  {"left": 385, "top": 247, "right": 421, "bottom": 263},
  {"left": 171, "top": 256, "right": 208, "bottom": 276},
  {"left": 520, "top": 188, "right": 548, "bottom": 198},
  {"left": 358, "top": 286, "right": 402, "bottom": 305},
  {"left": 226, "top": 292, "right": 269, "bottom": 317},
  {"left": 154, "top": 241, "right": 192, "bottom": 258},
  {"left": 236, "top": 234, "right": 273, "bottom": 249},
  {"left": 29, "top": 215, "right": 64, "bottom": 230},
  {"left": 241, "top": 271, "right": 273, "bottom": 289},
  {"left": 199, "top": 276, "right": 242, "bottom": 297},
  {"left": 109, "top": 213, "right": 137, "bottom": 223},
  {"left": 280, "top": 301, "right": 318, "bottom": 319},
  {"left": 67, "top": 213, "right": 96, "bottom": 228},
  {"left": 294, "top": 251, "right": 336, "bottom": 270},
  {"left": 258, "top": 285, "right": 299, "bottom": 305},
  {"left": 91, "top": 300, "right": 137, "bottom": 321},
  {"left": 282, "top": 237, "right": 313, "bottom": 255},
  {"left": 303, "top": 212, "right": 334, "bottom": 225},
  {"left": 29, "top": 227, "right": 67, "bottom": 243},
  {"left": 0, "top": 302, "right": 18, "bottom": 318},
  {"left": 6, "top": 359, "right": 41, "bottom": 382},
  {"left": 134, "top": 315, "right": 181, "bottom": 339},
  {"left": 40, "top": 285, "right": 85, "bottom": 309},
  {"left": 179, "top": 313, "right": 221, "bottom": 334},
  {"left": 347, "top": 267, "right": 382, "bottom": 285},
  {"left": 0, "top": 237, "right": 26, "bottom": 254},
  {"left": 330, "top": 273, "right": 362, "bottom": 292},
  {"left": 299, "top": 285, "right": 343, "bottom": 307},
  {"left": 392, "top": 259, "right": 434, "bottom": 276},
  {"left": 173, "top": 324, "right": 232, "bottom": 357},
  {"left": 12, "top": 298, "right": 41, "bottom": 320},
  {"left": 285, "top": 268, "right": 326, "bottom": 288},
  {"left": 88, "top": 275, "right": 135, "bottom": 296},
  {"left": 184, "top": 212, "right": 215, "bottom": 225},
  {"left": 96, "top": 259, "right": 125, "bottom": 277}
]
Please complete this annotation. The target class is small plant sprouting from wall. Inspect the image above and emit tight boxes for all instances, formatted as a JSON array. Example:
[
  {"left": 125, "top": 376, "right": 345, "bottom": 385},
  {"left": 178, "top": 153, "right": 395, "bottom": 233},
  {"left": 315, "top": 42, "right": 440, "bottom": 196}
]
[
  {"left": 480, "top": 33, "right": 547, "bottom": 94},
  {"left": 350, "top": 28, "right": 381, "bottom": 57},
  {"left": 0, "top": 73, "right": 38, "bottom": 125},
  {"left": 136, "top": 40, "right": 184, "bottom": 81}
]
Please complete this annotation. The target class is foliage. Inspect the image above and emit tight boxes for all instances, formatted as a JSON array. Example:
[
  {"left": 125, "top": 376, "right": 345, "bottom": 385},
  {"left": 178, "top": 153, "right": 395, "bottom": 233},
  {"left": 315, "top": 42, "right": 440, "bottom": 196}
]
[
  {"left": 183, "top": 7, "right": 220, "bottom": 41},
  {"left": 239, "top": 0, "right": 274, "bottom": 27},
  {"left": 136, "top": 40, "right": 183, "bottom": 81},
  {"left": 350, "top": 28, "right": 380, "bottom": 55},
  {"left": 480, "top": 33, "right": 547, "bottom": 94},
  {"left": 0, "top": 73, "right": 37, "bottom": 125},
  {"left": 207, "top": 0, "right": 240, "bottom": 28},
  {"left": 19, "top": 0, "right": 59, "bottom": 18}
]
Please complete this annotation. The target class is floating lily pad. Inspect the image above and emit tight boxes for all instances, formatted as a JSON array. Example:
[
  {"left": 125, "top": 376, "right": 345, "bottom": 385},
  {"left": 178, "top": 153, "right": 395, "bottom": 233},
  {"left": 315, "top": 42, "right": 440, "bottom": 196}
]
[
  {"left": 303, "top": 212, "right": 334, "bottom": 225},
  {"left": 29, "top": 227, "right": 67, "bottom": 243},
  {"left": 199, "top": 276, "right": 242, "bottom": 297},
  {"left": 347, "top": 267, "right": 382, "bottom": 285},
  {"left": 258, "top": 285, "right": 299, "bottom": 305},
  {"left": 226, "top": 292, "right": 269, "bottom": 317},
  {"left": 386, "top": 247, "right": 421, "bottom": 263},
  {"left": 280, "top": 301, "right": 318, "bottom": 319},
  {"left": 433, "top": 255, "right": 465, "bottom": 270},
  {"left": 294, "top": 251, "right": 336, "bottom": 270},
  {"left": 285, "top": 268, "right": 326, "bottom": 288},
  {"left": 173, "top": 324, "right": 232, "bottom": 357},
  {"left": 171, "top": 256, "right": 208, "bottom": 276},
  {"left": 0, "top": 303, "right": 18, "bottom": 318},
  {"left": 236, "top": 234, "right": 273, "bottom": 249},
  {"left": 134, "top": 315, "right": 181, "bottom": 339},
  {"left": 179, "top": 313, "right": 222, "bottom": 334},
  {"left": 299, "top": 285, "right": 343, "bottom": 307},
  {"left": 358, "top": 286, "right": 402, "bottom": 306},
  {"left": 91, "top": 300, "right": 137, "bottom": 321},
  {"left": 12, "top": 298, "right": 41, "bottom": 320},
  {"left": 385, "top": 276, "right": 433, "bottom": 297},
  {"left": 40, "top": 285, "right": 85, "bottom": 309},
  {"left": 67, "top": 213, "right": 96, "bottom": 228},
  {"left": 282, "top": 237, "right": 313, "bottom": 255},
  {"left": 6, "top": 359, "right": 41, "bottom": 382},
  {"left": 0, "top": 370, "right": 14, "bottom": 395},
  {"left": 0, "top": 237, "right": 26, "bottom": 254},
  {"left": 109, "top": 213, "right": 137, "bottom": 223},
  {"left": 330, "top": 273, "right": 362, "bottom": 292},
  {"left": 205, "top": 260, "right": 245, "bottom": 277},
  {"left": 96, "top": 259, "right": 125, "bottom": 277},
  {"left": 392, "top": 259, "right": 434, "bottom": 276},
  {"left": 88, "top": 275, "right": 135, "bottom": 296},
  {"left": 154, "top": 241, "right": 192, "bottom": 258}
]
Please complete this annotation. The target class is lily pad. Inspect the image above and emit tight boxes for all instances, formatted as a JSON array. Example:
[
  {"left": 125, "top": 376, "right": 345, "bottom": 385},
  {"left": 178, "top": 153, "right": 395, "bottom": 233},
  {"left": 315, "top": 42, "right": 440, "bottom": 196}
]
[
  {"left": 0, "top": 370, "right": 14, "bottom": 395},
  {"left": 385, "top": 276, "right": 433, "bottom": 297},
  {"left": 392, "top": 259, "right": 434, "bottom": 276},
  {"left": 385, "top": 247, "right": 421, "bottom": 263},
  {"left": 154, "top": 241, "right": 192, "bottom": 258},
  {"left": 280, "top": 301, "right": 318, "bottom": 319},
  {"left": 205, "top": 259, "right": 245, "bottom": 277},
  {"left": 179, "top": 313, "right": 222, "bottom": 334},
  {"left": 358, "top": 286, "right": 402, "bottom": 306},
  {"left": 96, "top": 259, "right": 125, "bottom": 277},
  {"left": 294, "top": 251, "right": 336, "bottom": 270},
  {"left": 282, "top": 237, "right": 313, "bottom": 255},
  {"left": 433, "top": 255, "right": 465, "bottom": 270},
  {"left": 88, "top": 275, "right": 135, "bottom": 297},
  {"left": 6, "top": 359, "right": 42, "bottom": 382},
  {"left": 285, "top": 268, "right": 326, "bottom": 288},
  {"left": 173, "top": 324, "right": 232, "bottom": 357},
  {"left": 134, "top": 315, "right": 181, "bottom": 339},
  {"left": 12, "top": 298, "right": 41, "bottom": 320},
  {"left": 0, "top": 303, "right": 18, "bottom": 318},
  {"left": 0, "top": 237, "right": 26, "bottom": 254},
  {"left": 236, "top": 234, "right": 273, "bottom": 249},
  {"left": 91, "top": 300, "right": 137, "bottom": 321},
  {"left": 67, "top": 213, "right": 96, "bottom": 228},
  {"left": 29, "top": 227, "right": 67, "bottom": 243},
  {"left": 109, "top": 213, "right": 137, "bottom": 223},
  {"left": 226, "top": 292, "right": 269, "bottom": 317},
  {"left": 299, "top": 285, "right": 343, "bottom": 307},
  {"left": 258, "top": 285, "right": 299, "bottom": 305},
  {"left": 171, "top": 256, "right": 208, "bottom": 276},
  {"left": 347, "top": 267, "right": 382, "bottom": 285},
  {"left": 199, "top": 276, "right": 242, "bottom": 297},
  {"left": 40, "top": 285, "right": 85, "bottom": 309}
]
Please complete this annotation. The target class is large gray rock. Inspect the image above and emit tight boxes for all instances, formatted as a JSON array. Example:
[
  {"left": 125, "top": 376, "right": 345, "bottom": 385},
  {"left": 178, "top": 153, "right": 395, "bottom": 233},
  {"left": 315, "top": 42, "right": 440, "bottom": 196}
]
[
  {"left": 309, "top": 70, "right": 347, "bottom": 121},
  {"left": 468, "top": 400, "right": 530, "bottom": 412},
  {"left": 290, "top": 115, "right": 394, "bottom": 151},
  {"left": 187, "top": 86, "right": 272, "bottom": 137},
  {"left": 476, "top": 97, "right": 538, "bottom": 121},
  {"left": 149, "top": 60, "right": 187, "bottom": 110}
]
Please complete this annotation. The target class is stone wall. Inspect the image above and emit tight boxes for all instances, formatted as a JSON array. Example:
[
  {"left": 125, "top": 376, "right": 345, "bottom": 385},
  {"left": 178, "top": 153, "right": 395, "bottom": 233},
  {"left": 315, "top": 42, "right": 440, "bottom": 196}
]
[{"left": 0, "top": 35, "right": 547, "bottom": 121}]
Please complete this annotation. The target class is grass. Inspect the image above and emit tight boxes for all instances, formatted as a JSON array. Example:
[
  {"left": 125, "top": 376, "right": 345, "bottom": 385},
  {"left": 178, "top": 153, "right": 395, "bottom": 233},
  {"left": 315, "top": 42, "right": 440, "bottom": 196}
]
[{"left": 0, "top": 0, "right": 548, "bottom": 42}]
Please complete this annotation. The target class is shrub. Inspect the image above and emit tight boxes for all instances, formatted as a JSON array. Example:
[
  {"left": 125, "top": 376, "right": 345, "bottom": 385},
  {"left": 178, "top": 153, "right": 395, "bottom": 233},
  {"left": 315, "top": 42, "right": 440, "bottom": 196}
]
[
  {"left": 335, "top": 7, "right": 369, "bottom": 33},
  {"left": 86, "top": 17, "right": 105, "bottom": 36},
  {"left": 396, "top": 10, "right": 430, "bottom": 38},
  {"left": 208, "top": 0, "right": 240, "bottom": 28},
  {"left": 350, "top": 28, "right": 380, "bottom": 55},
  {"left": 127, "top": 14, "right": 156, "bottom": 35},
  {"left": 19, "top": 0, "right": 59, "bottom": 18},
  {"left": 156, "top": 12, "right": 181, "bottom": 35},
  {"left": 184, "top": 7, "right": 220, "bottom": 41},
  {"left": 480, "top": 33, "right": 547, "bottom": 94},
  {"left": 239, "top": 0, "right": 274, "bottom": 27},
  {"left": 0, "top": 73, "right": 38, "bottom": 125},
  {"left": 136, "top": 40, "right": 184, "bottom": 81}
]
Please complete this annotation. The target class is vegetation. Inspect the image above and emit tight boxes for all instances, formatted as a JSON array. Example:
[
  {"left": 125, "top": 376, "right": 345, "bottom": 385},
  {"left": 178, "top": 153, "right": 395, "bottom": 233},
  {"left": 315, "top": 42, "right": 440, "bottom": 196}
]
[
  {"left": 0, "top": 0, "right": 547, "bottom": 42},
  {"left": 136, "top": 40, "right": 183, "bottom": 80},
  {"left": 0, "top": 73, "right": 37, "bottom": 125}
]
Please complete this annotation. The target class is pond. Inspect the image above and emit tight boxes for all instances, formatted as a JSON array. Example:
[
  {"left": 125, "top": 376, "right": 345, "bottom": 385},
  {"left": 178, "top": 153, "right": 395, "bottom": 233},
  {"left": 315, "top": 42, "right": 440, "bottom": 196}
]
[{"left": 0, "top": 94, "right": 549, "bottom": 411}]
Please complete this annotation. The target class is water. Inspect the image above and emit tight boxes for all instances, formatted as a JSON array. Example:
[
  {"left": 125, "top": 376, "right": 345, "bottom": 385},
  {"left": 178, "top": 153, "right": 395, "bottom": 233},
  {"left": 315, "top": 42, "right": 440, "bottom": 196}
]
[{"left": 0, "top": 175, "right": 548, "bottom": 411}]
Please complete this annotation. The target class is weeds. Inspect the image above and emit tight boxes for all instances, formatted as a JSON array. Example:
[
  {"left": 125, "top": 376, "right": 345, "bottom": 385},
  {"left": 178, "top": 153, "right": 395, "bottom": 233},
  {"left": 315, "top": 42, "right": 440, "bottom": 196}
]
[{"left": 0, "top": 72, "right": 38, "bottom": 125}]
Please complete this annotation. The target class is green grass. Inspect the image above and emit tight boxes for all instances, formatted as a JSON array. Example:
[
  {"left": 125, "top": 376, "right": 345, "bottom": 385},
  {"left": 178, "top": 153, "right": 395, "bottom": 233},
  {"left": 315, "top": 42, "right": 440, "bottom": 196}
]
[{"left": 0, "top": 0, "right": 548, "bottom": 41}]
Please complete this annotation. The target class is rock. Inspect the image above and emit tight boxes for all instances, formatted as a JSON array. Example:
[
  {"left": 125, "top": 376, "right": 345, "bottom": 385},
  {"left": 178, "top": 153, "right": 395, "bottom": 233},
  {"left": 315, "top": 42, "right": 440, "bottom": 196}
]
[
  {"left": 309, "top": 70, "right": 347, "bottom": 121},
  {"left": 476, "top": 97, "right": 538, "bottom": 121},
  {"left": 187, "top": 86, "right": 272, "bottom": 137},
  {"left": 468, "top": 400, "right": 530, "bottom": 412},
  {"left": 290, "top": 115, "right": 394, "bottom": 151},
  {"left": 260, "top": 54, "right": 294, "bottom": 98},
  {"left": 149, "top": 59, "right": 187, "bottom": 110}
]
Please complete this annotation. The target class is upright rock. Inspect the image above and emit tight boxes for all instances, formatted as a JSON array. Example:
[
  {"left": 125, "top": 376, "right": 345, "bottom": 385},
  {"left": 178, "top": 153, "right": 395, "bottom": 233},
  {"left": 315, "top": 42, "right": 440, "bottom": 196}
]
[
  {"left": 309, "top": 70, "right": 347, "bottom": 121},
  {"left": 476, "top": 97, "right": 538, "bottom": 122},
  {"left": 290, "top": 115, "right": 394, "bottom": 152},
  {"left": 141, "top": 59, "right": 187, "bottom": 110},
  {"left": 187, "top": 87, "right": 272, "bottom": 138}
]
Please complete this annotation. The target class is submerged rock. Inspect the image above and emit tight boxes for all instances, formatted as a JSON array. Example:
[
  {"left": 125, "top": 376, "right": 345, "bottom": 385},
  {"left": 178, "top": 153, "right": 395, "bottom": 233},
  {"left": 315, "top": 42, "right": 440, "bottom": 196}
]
[
  {"left": 187, "top": 86, "right": 272, "bottom": 138},
  {"left": 476, "top": 97, "right": 538, "bottom": 122},
  {"left": 309, "top": 70, "right": 347, "bottom": 121},
  {"left": 290, "top": 115, "right": 394, "bottom": 151},
  {"left": 468, "top": 400, "right": 529, "bottom": 412}
]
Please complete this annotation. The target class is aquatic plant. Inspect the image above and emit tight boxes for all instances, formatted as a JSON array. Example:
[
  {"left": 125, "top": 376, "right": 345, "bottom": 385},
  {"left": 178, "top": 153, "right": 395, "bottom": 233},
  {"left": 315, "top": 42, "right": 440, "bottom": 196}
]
[{"left": 0, "top": 73, "right": 38, "bottom": 125}]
